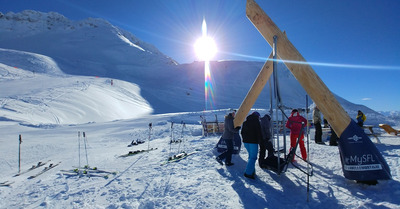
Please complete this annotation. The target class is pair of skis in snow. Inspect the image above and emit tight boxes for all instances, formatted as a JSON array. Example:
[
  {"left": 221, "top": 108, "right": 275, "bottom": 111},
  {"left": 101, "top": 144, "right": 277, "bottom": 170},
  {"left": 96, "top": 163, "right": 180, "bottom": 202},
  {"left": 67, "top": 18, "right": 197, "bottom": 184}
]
[
  {"left": 13, "top": 160, "right": 51, "bottom": 177},
  {"left": 121, "top": 123, "right": 157, "bottom": 157},
  {"left": 11, "top": 160, "right": 59, "bottom": 180},
  {"left": 1, "top": 161, "right": 59, "bottom": 186},
  {"left": 0, "top": 181, "right": 14, "bottom": 187},
  {"left": 61, "top": 166, "right": 117, "bottom": 179},
  {"left": 161, "top": 151, "right": 197, "bottom": 166},
  {"left": 27, "top": 162, "right": 61, "bottom": 179},
  {"left": 119, "top": 147, "right": 158, "bottom": 157}
]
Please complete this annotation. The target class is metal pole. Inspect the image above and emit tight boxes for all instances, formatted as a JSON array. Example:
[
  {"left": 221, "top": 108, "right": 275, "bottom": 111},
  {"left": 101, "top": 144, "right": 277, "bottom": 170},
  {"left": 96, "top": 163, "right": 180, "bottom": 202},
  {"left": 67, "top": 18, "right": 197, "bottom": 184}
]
[
  {"left": 306, "top": 95, "right": 310, "bottom": 202},
  {"left": 272, "top": 35, "right": 282, "bottom": 175}
]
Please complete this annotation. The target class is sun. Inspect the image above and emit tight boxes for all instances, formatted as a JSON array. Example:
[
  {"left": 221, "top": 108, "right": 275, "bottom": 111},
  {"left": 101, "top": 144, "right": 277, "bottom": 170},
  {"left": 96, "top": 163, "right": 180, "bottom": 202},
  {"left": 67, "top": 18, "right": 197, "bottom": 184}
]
[{"left": 194, "top": 36, "right": 217, "bottom": 61}]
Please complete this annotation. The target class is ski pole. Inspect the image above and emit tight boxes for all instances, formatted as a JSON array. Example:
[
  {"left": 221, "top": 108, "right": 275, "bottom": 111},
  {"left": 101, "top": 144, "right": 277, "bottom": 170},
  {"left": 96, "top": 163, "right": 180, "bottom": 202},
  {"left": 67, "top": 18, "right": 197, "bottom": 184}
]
[
  {"left": 169, "top": 122, "right": 173, "bottom": 154},
  {"left": 18, "top": 134, "right": 22, "bottom": 173},
  {"left": 178, "top": 122, "right": 185, "bottom": 153},
  {"left": 177, "top": 121, "right": 184, "bottom": 153},
  {"left": 83, "top": 132, "right": 89, "bottom": 167},
  {"left": 78, "top": 131, "right": 81, "bottom": 168},
  {"left": 182, "top": 122, "right": 186, "bottom": 152},
  {"left": 148, "top": 123, "right": 152, "bottom": 150}
]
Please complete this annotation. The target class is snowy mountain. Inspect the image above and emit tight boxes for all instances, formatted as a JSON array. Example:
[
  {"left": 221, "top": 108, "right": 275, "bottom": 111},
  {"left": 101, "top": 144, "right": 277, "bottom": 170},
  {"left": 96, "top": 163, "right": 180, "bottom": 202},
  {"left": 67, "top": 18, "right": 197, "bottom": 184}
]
[
  {"left": 0, "top": 10, "right": 393, "bottom": 126},
  {"left": 379, "top": 111, "right": 400, "bottom": 121}
]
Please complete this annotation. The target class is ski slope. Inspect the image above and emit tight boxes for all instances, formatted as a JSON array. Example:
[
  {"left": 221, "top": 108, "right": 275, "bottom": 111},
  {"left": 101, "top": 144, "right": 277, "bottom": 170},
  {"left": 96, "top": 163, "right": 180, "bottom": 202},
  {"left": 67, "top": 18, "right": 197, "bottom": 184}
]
[
  {"left": 0, "top": 49, "right": 152, "bottom": 125},
  {"left": 0, "top": 111, "right": 399, "bottom": 208}
]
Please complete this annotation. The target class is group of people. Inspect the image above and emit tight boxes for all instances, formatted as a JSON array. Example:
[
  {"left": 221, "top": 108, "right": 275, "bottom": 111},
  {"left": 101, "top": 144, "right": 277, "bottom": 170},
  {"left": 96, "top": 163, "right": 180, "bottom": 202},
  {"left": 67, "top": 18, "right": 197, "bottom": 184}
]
[
  {"left": 216, "top": 108, "right": 367, "bottom": 180},
  {"left": 217, "top": 109, "right": 308, "bottom": 179}
]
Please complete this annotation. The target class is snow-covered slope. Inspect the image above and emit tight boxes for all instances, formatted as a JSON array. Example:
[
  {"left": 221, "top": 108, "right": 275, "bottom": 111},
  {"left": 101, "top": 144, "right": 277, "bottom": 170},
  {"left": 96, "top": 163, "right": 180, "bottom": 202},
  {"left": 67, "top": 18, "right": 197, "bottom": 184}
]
[{"left": 0, "top": 49, "right": 152, "bottom": 125}]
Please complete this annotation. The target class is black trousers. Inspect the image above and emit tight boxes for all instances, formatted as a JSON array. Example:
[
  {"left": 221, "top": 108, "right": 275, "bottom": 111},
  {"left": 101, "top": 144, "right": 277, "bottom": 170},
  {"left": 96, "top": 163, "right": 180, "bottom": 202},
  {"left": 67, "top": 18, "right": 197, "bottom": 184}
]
[
  {"left": 218, "top": 138, "right": 233, "bottom": 163},
  {"left": 259, "top": 138, "right": 274, "bottom": 166},
  {"left": 315, "top": 122, "right": 322, "bottom": 143}
]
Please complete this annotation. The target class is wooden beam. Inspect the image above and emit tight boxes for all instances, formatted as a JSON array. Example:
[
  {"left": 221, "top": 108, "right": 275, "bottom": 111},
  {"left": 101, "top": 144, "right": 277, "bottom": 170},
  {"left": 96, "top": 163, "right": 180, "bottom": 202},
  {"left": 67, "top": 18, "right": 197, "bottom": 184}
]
[
  {"left": 234, "top": 52, "right": 274, "bottom": 127},
  {"left": 246, "top": 0, "right": 350, "bottom": 137}
]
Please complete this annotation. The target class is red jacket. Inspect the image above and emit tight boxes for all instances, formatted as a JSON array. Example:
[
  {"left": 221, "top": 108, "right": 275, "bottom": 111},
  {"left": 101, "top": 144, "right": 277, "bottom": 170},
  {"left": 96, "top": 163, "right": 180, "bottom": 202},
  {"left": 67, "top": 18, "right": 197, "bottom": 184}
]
[{"left": 285, "top": 111, "right": 307, "bottom": 135}]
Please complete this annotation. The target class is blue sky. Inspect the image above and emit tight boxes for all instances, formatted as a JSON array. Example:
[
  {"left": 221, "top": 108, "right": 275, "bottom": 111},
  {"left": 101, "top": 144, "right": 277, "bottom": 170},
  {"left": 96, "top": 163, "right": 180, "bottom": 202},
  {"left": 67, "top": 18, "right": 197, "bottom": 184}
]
[{"left": 1, "top": 0, "right": 399, "bottom": 112}]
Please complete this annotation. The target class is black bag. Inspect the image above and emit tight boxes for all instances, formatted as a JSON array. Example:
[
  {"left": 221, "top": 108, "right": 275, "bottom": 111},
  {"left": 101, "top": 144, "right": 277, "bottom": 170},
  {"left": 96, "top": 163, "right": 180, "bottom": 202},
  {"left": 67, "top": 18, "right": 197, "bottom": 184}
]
[
  {"left": 260, "top": 156, "right": 286, "bottom": 173},
  {"left": 216, "top": 133, "right": 242, "bottom": 154}
]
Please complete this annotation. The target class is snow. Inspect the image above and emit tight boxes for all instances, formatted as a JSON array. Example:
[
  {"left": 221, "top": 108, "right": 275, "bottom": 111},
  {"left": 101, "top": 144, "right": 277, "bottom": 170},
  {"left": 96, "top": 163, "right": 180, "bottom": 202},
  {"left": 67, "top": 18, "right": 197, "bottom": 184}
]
[
  {"left": 1, "top": 112, "right": 399, "bottom": 208},
  {"left": 0, "top": 10, "right": 400, "bottom": 209}
]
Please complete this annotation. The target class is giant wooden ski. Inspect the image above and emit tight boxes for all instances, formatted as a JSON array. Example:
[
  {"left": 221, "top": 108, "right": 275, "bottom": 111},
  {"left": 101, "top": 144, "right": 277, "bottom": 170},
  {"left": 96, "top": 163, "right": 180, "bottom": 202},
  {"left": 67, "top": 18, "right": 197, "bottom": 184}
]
[
  {"left": 234, "top": 52, "right": 274, "bottom": 128},
  {"left": 243, "top": 0, "right": 391, "bottom": 181}
]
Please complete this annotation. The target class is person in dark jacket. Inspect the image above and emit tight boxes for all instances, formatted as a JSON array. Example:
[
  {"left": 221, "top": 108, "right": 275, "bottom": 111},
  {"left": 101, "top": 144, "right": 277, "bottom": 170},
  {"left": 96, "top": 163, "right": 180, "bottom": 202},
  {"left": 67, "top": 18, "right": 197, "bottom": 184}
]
[
  {"left": 259, "top": 114, "right": 274, "bottom": 167},
  {"left": 285, "top": 109, "right": 308, "bottom": 162},
  {"left": 313, "top": 106, "right": 323, "bottom": 144},
  {"left": 241, "top": 111, "right": 262, "bottom": 179},
  {"left": 216, "top": 111, "right": 240, "bottom": 166}
]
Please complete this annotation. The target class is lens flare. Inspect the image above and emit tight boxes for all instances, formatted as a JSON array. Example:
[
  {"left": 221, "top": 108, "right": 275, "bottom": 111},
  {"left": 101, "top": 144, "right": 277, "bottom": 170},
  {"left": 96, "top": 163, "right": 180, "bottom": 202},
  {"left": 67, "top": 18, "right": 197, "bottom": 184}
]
[
  {"left": 195, "top": 18, "right": 217, "bottom": 110},
  {"left": 204, "top": 61, "right": 216, "bottom": 110},
  {"left": 222, "top": 51, "right": 400, "bottom": 71}
]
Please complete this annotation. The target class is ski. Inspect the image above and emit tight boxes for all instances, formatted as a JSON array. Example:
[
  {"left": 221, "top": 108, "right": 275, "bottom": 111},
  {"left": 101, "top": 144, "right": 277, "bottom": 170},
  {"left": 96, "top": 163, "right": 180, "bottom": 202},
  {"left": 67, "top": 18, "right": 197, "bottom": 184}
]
[
  {"left": 119, "top": 148, "right": 158, "bottom": 157},
  {"left": 14, "top": 160, "right": 50, "bottom": 177},
  {"left": 60, "top": 169, "right": 110, "bottom": 179},
  {"left": 160, "top": 151, "right": 196, "bottom": 166},
  {"left": 0, "top": 181, "right": 14, "bottom": 187},
  {"left": 72, "top": 166, "right": 117, "bottom": 175},
  {"left": 28, "top": 162, "right": 61, "bottom": 179}
]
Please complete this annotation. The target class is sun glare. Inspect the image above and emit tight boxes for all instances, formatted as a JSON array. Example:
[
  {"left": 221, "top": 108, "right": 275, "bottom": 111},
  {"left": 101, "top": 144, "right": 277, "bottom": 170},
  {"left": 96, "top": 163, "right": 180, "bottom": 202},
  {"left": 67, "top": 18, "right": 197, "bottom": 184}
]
[
  {"left": 194, "top": 36, "right": 217, "bottom": 61},
  {"left": 194, "top": 19, "right": 217, "bottom": 61}
]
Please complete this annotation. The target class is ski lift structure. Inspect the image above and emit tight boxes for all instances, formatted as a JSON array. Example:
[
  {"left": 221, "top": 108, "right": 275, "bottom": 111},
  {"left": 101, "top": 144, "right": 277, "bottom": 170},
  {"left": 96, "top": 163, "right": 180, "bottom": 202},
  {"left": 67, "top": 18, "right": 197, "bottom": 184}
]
[
  {"left": 236, "top": 0, "right": 391, "bottom": 187},
  {"left": 265, "top": 35, "right": 314, "bottom": 178}
]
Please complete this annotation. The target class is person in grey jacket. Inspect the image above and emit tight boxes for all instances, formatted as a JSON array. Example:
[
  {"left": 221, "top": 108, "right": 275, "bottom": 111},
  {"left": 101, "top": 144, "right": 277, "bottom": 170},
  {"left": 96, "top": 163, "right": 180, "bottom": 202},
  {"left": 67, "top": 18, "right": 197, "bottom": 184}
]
[
  {"left": 259, "top": 114, "right": 274, "bottom": 167},
  {"left": 216, "top": 111, "right": 240, "bottom": 166}
]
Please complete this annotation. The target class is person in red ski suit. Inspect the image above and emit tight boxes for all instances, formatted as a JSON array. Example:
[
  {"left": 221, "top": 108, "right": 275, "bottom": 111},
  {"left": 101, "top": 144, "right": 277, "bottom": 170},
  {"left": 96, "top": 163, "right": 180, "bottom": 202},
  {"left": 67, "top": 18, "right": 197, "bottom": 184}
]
[{"left": 285, "top": 109, "right": 308, "bottom": 162}]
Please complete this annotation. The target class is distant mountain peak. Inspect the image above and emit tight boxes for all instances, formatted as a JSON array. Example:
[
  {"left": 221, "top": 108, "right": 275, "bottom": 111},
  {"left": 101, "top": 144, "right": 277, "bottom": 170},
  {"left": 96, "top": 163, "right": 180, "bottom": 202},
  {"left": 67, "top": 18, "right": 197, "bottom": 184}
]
[{"left": 0, "top": 10, "right": 178, "bottom": 66}]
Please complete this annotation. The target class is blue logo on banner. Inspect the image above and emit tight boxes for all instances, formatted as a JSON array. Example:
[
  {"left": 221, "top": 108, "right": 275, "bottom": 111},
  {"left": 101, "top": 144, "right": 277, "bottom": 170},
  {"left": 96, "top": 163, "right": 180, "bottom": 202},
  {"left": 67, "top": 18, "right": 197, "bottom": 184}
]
[{"left": 338, "top": 120, "right": 391, "bottom": 181}]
